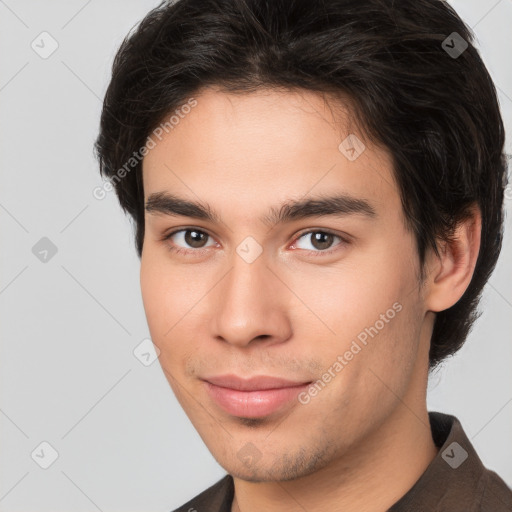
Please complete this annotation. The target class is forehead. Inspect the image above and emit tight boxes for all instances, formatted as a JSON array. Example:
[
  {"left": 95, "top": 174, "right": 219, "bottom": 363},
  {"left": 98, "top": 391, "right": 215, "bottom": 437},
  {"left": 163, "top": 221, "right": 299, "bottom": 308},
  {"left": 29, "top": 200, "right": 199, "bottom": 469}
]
[{"left": 141, "top": 87, "right": 400, "bottom": 222}]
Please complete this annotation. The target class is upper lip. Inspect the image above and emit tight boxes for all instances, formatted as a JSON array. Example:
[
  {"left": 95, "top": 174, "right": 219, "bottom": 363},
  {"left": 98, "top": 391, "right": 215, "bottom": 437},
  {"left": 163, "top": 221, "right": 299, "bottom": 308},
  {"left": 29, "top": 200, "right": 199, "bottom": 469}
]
[{"left": 203, "top": 374, "right": 312, "bottom": 391}]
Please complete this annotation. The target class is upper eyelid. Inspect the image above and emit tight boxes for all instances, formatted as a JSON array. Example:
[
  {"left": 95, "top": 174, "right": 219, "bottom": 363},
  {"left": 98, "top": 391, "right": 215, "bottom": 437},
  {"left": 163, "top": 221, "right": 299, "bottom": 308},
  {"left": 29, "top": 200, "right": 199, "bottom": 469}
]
[{"left": 294, "top": 227, "right": 343, "bottom": 239}]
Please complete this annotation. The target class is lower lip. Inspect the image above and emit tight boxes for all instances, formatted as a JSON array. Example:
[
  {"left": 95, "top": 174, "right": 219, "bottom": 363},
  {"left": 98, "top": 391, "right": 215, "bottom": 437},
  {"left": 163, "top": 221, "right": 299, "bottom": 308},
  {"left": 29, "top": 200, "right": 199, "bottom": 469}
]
[{"left": 204, "top": 381, "right": 311, "bottom": 418}]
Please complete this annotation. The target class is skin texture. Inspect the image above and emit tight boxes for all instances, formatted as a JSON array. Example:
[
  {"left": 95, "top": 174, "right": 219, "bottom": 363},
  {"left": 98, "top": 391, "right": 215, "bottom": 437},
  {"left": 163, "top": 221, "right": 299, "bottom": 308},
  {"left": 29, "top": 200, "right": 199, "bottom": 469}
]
[{"left": 140, "top": 87, "right": 481, "bottom": 512}]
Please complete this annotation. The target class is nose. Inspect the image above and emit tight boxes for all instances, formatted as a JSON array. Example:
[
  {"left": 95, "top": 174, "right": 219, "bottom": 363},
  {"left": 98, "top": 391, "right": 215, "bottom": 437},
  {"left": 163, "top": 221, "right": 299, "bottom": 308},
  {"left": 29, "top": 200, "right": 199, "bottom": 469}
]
[{"left": 210, "top": 251, "right": 293, "bottom": 348}]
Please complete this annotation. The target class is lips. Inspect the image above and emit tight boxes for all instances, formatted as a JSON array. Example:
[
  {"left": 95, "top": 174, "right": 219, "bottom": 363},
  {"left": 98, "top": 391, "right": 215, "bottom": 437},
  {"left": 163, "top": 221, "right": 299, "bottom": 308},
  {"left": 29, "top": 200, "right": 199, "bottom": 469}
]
[
  {"left": 204, "top": 374, "right": 311, "bottom": 391},
  {"left": 202, "top": 374, "right": 312, "bottom": 418}
]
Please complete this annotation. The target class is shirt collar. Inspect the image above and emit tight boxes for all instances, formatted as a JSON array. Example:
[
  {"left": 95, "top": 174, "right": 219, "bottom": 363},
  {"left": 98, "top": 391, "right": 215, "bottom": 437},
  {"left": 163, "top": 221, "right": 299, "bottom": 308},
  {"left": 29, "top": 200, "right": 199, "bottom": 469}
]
[{"left": 388, "top": 411, "right": 489, "bottom": 511}]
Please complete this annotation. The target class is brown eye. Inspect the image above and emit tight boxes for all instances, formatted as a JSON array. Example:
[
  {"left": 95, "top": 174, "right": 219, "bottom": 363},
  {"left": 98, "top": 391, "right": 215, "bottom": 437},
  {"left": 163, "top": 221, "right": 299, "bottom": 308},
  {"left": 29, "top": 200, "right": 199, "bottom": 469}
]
[
  {"left": 184, "top": 229, "right": 209, "bottom": 248},
  {"left": 293, "top": 230, "right": 347, "bottom": 254},
  {"left": 162, "top": 228, "right": 216, "bottom": 253}
]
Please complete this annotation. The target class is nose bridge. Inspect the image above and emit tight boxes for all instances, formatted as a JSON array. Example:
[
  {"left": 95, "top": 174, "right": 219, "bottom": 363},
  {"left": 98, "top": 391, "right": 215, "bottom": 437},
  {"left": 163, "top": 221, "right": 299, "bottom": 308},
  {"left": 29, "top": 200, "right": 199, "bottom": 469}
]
[{"left": 211, "top": 248, "right": 290, "bottom": 347}]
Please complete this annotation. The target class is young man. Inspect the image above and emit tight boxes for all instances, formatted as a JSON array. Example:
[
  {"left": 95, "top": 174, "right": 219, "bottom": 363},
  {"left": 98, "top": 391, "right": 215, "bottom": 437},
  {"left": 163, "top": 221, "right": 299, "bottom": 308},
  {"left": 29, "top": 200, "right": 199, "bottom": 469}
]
[{"left": 95, "top": 0, "right": 511, "bottom": 510}]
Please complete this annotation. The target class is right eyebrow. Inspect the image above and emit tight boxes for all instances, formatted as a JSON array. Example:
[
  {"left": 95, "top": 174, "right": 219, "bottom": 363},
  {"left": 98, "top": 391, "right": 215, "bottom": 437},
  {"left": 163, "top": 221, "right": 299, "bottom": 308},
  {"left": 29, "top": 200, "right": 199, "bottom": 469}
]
[{"left": 145, "top": 192, "right": 221, "bottom": 223}]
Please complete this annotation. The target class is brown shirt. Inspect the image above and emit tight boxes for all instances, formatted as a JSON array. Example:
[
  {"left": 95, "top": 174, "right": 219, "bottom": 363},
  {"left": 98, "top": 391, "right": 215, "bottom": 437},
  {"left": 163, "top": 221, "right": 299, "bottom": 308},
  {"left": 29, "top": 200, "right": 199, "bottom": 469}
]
[{"left": 173, "top": 411, "right": 512, "bottom": 511}]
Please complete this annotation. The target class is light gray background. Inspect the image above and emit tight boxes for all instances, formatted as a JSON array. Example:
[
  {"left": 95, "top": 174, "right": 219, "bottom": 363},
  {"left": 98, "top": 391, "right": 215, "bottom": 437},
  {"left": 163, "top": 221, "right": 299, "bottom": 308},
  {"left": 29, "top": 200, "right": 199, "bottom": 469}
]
[{"left": 0, "top": 1, "right": 511, "bottom": 511}]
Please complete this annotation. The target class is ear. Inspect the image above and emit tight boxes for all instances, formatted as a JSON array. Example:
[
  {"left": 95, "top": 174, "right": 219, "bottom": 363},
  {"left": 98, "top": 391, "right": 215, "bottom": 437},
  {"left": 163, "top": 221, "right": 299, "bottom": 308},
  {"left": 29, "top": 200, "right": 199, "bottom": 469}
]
[{"left": 424, "top": 203, "right": 482, "bottom": 313}]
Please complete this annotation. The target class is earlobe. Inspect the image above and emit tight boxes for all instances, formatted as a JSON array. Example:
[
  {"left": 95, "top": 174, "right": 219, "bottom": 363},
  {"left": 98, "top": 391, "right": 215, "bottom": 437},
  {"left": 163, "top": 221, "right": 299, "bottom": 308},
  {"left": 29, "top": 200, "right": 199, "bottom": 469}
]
[{"left": 425, "top": 204, "right": 482, "bottom": 313}]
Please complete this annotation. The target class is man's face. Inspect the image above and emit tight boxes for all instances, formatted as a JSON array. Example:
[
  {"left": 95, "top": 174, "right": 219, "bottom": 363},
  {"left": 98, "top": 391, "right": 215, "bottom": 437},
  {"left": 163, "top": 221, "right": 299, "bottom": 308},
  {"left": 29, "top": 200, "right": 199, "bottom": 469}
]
[{"left": 140, "top": 87, "right": 431, "bottom": 481}]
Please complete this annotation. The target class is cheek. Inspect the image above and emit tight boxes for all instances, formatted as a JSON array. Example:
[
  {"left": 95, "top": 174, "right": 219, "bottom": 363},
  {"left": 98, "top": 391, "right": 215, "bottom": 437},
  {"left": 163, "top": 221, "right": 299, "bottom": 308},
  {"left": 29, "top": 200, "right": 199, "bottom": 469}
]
[
  {"left": 141, "top": 250, "right": 185, "bottom": 318},
  {"left": 282, "top": 248, "right": 407, "bottom": 342},
  {"left": 347, "top": 286, "right": 423, "bottom": 404},
  {"left": 140, "top": 253, "right": 210, "bottom": 364},
  {"left": 140, "top": 256, "right": 165, "bottom": 330},
  {"left": 282, "top": 247, "right": 420, "bottom": 403},
  {"left": 140, "top": 254, "right": 183, "bottom": 351}
]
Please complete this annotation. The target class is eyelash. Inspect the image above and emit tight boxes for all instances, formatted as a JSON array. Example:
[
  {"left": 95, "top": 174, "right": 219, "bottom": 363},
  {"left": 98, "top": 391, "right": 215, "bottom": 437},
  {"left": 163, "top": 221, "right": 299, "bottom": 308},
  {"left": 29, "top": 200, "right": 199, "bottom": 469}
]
[{"left": 159, "top": 227, "right": 349, "bottom": 257}]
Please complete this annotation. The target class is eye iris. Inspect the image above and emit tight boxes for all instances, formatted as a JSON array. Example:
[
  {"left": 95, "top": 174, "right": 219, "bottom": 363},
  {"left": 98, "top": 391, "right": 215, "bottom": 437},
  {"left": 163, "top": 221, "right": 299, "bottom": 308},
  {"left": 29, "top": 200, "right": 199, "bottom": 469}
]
[
  {"left": 311, "top": 232, "right": 334, "bottom": 250},
  {"left": 185, "top": 230, "right": 207, "bottom": 248}
]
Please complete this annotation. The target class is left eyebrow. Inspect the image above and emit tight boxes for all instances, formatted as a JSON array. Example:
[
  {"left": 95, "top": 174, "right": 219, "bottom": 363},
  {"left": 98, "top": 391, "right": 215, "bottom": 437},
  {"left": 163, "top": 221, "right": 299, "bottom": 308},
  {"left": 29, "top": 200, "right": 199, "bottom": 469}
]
[
  {"left": 144, "top": 191, "right": 378, "bottom": 226},
  {"left": 262, "top": 194, "right": 378, "bottom": 226}
]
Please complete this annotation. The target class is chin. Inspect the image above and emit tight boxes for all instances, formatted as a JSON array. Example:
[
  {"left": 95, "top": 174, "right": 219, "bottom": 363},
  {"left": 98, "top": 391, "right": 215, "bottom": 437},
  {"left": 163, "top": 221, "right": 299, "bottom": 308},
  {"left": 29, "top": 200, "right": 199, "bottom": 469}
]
[{"left": 220, "top": 447, "right": 331, "bottom": 483}]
